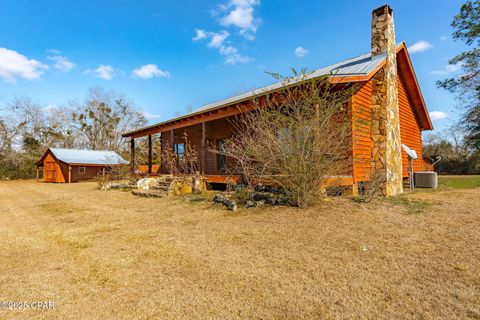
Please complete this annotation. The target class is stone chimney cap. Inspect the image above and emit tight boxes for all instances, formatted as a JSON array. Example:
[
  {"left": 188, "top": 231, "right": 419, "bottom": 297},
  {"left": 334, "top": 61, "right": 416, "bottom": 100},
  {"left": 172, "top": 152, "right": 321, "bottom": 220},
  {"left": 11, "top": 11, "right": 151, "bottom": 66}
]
[{"left": 372, "top": 4, "right": 393, "bottom": 17}]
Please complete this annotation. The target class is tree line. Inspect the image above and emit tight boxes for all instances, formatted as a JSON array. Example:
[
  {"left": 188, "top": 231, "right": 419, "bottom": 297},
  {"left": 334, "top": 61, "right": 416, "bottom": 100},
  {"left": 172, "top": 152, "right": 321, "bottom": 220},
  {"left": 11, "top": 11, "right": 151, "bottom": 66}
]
[
  {"left": 423, "top": 0, "right": 480, "bottom": 174},
  {"left": 0, "top": 87, "right": 147, "bottom": 180}
]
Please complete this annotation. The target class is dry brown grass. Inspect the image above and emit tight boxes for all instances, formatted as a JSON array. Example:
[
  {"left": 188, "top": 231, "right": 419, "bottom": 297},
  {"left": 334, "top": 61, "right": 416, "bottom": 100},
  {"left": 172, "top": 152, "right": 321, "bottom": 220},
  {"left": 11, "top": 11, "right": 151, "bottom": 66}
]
[{"left": 0, "top": 180, "right": 479, "bottom": 319}]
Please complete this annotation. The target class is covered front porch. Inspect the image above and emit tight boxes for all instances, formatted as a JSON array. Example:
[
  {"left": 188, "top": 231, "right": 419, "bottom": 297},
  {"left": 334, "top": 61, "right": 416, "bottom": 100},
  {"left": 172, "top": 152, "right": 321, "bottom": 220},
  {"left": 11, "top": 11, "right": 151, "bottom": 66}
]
[
  {"left": 128, "top": 115, "right": 242, "bottom": 181},
  {"left": 125, "top": 108, "right": 355, "bottom": 188}
]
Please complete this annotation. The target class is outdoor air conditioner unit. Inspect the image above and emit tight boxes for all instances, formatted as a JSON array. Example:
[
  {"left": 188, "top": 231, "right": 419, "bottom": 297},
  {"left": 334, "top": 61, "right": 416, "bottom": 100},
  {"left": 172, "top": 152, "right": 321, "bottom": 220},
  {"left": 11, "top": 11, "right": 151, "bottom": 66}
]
[{"left": 414, "top": 172, "right": 438, "bottom": 188}]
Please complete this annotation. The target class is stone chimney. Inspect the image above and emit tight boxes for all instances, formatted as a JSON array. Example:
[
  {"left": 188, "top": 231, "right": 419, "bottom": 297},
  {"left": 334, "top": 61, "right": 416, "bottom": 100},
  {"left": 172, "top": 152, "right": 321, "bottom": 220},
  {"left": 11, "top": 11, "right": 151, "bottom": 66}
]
[{"left": 370, "top": 5, "right": 403, "bottom": 196}]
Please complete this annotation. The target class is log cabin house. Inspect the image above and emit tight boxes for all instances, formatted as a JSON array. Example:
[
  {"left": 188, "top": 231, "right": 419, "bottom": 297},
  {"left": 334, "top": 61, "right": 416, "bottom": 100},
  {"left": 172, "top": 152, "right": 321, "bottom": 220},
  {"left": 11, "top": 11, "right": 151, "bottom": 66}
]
[
  {"left": 36, "top": 148, "right": 128, "bottom": 183},
  {"left": 122, "top": 5, "right": 433, "bottom": 196}
]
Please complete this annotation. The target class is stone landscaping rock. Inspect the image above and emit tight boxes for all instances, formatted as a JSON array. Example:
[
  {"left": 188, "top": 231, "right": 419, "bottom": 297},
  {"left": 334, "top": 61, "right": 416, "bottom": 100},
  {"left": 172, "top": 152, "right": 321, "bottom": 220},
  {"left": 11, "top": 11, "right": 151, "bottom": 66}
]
[
  {"left": 101, "top": 182, "right": 133, "bottom": 190},
  {"left": 245, "top": 200, "right": 256, "bottom": 208},
  {"left": 137, "top": 177, "right": 160, "bottom": 190},
  {"left": 213, "top": 194, "right": 237, "bottom": 211},
  {"left": 132, "top": 175, "right": 206, "bottom": 198},
  {"left": 131, "top": 189, "right": 167, "bottom": 198},
  {"left": 252, "top": 191, "right": 287, "bottom": 205}
]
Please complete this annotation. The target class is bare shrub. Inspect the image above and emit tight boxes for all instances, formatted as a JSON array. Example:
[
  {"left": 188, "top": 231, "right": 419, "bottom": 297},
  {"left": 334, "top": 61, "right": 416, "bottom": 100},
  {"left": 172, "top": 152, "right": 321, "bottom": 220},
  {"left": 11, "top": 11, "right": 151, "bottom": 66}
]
[
  {"left": 96, "top": 153, "right": 132, "bottom": 189},
  {"left": 220, "top": 70, "right": 355, "bottom": 208},
  {"left": 96, "top": 164, "right": 132, "bottom": 189},
  {"left": 162, "top": 131, "right": 199, "bottom": 176}
]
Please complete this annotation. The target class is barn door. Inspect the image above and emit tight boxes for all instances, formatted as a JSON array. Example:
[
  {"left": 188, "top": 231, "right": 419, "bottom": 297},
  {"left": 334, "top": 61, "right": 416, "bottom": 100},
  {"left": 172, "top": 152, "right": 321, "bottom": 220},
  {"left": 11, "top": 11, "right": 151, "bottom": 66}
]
[{"left": 44, "top": 161, "right": 56, "bottom": 182}]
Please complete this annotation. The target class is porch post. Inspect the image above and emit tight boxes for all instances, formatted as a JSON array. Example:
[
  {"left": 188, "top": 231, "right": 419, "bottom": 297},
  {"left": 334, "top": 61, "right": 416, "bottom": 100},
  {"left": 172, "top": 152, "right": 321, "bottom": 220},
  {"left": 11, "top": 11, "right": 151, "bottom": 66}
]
[
  {"left": 148, "top": 134, "right": 152, "bottom": 174},
  {"left": 68, "top": 165, "right": 71, "bottom": 184},
  {"left": 170, "top": 130, "right": 174, "bottom": 150},
  {"left": 201, "top": 122, "right": 206, "bottom": 175},
  {"left": 130, "top": 137, "right": 135, "bottom": 172},
  {"left": 36, "top": 166, "right": 39, "bottom": 182}
]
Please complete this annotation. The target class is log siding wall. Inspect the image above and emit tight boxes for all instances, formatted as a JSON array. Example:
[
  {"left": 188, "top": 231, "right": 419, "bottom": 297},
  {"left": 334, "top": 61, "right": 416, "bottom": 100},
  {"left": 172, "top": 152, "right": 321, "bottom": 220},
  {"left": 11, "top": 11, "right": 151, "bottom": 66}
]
[
  {"left": 155, "top": 66, "right": 427, "bottom": 182},
  {"left": 351, "top": 72, "right": 424, "bottom": 182},
  {"left": 398, "top": 71, "right": 424, "bottom": 176},
  {"left": 351, "top": 80, "right": 374, "bottom": 182},
  {"left": 160, "top": 118, "right": 237, "bottom": 175}
]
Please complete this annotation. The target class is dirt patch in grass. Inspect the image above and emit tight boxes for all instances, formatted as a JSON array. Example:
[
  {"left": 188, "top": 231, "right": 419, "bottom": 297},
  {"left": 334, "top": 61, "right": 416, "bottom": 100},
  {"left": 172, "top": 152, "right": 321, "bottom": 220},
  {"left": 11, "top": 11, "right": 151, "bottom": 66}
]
[
  {"left": 0, "top": 180, "right": 479, "bottom": 319},
  {"left": 383, "top": 196, "right": 432, "bottom": 214}
]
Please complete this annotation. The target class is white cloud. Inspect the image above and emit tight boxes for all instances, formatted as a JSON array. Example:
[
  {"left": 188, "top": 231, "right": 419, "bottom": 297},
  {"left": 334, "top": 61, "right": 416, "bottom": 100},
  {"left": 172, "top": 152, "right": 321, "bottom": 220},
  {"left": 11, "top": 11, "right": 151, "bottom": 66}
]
[
  {"left": 219, "top": 45, "right": 238, "bottom": 55},
  {"left": 95, "top": 65, "right": 114, "bottom": 80},
  {"left": 193, "top": 0, "right": 259, "bottom": 66},
  {"left": 294, "top": 47, "right": 309, "bottom": 58},
  {"left": 132, "top": 64, "right": 170, "bottom": 79},
  {"left": 0, "top": 47, "right": 48, "bottom": 82},
  {"left": 193, "top": 29, "right": 250, "bottom": 65},
  {"left": 46, "top": 48, "right": 62, "bottom": 55},
  {"left": 192, "top": 29, "right": 207, "bottom": 41},
  {"left": 208, "top": 31, "right": 230, "bottom": 48},
  {"left": 219, "top": 0, "right": 261, "bottom": 39},
  {"left": 429, "top": 111, "right": 448, "bottom": 121},
  {"left": 222, "top": 6, "right": 254, "bottom": 30},
  {"left": 224, "top": 53, "right": 252, "bottom": 65},
  {"left": 440, "top": 35, "right": 448, "bottom": 41},
  {"left": 48, "top": 55, "right": 75, "bottom": 72},
  {"left": 85, "top": 64, "right": 115, "bottom": 80},
  {"left": 408, "top": 41, "right": 433, "bottom": 53},
  {"left": 143, "top": 111, "right": 161, "bottom": 119},
  {"left": 430, "top": 62, "right": 463, "bottom": 76}
]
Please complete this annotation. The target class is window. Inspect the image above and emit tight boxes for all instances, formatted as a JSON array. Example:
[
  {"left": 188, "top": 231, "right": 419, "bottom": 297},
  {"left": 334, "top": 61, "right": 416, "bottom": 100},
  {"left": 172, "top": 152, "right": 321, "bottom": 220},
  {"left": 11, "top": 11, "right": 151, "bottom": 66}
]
[
  {"left": 175, "top": 143, "right": 185, "bottom": 160},
  {"left": 79, "top": 166, "right": 86, "bottom": 174},
  {"left": 216, "top": 139, "right": 227, "bottom": 173}
]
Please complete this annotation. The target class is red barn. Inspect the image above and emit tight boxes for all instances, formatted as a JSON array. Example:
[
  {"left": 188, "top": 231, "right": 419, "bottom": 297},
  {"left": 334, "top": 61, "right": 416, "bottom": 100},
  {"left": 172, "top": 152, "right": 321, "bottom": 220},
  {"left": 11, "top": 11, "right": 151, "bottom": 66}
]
[
  {"left": 122, "top": 5, "right": 433, "bottom": 196},
  {"left": 36, "top": 148, "right": 128, "bottom": 183}
]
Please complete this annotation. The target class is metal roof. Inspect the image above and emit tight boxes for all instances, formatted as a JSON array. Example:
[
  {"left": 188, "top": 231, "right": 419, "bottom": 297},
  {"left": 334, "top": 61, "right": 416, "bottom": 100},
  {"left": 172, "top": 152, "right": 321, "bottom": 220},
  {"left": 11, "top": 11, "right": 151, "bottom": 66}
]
[
  {"left": 122, "top": 49, "right": 390, "bottom": 137},
  {"left": 191, "top": 51, "right": 386, "bottom": 115},
  {"left": 49, "top": 148, "right": 128, "bottom": 165}
]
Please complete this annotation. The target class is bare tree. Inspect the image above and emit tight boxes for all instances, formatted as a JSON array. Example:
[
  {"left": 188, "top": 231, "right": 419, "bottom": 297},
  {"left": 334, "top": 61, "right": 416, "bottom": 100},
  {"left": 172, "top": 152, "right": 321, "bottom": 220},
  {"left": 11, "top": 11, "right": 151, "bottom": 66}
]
[
  {"left": 0, "top": 89, "right": 147, "bottom": 180},
  {"left": 0, "top": 97, "right": 49, "bottom": 178},
  {"left": 220, "top": 70, "right": 354, "bottom": 208},
  {"left": 0, "top": 110, "right": 25, "bottom": 158},
  {"left": 72, "top": 87, "right": 147, "bottom": 152},
  {"left": 9, "top": 96, "right": 77, "bottom": 153}
]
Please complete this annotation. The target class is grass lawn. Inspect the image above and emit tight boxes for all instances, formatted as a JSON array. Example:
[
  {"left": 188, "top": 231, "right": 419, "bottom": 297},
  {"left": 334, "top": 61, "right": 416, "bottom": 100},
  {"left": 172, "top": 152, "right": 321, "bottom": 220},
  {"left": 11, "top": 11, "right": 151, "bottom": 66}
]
[
  {"left": 0, "top": 178, "right": 479, "bottom": 319},
  {"left": 438, "top": 175, "right": 480, "bottom": 190}
]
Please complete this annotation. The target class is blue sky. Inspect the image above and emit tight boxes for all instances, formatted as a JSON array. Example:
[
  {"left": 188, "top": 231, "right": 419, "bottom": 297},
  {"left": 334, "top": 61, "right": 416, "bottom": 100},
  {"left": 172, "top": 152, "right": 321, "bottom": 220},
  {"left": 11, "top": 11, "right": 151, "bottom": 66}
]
[{"left": 0, "top": 0, "right": 468, "bottom": 132}]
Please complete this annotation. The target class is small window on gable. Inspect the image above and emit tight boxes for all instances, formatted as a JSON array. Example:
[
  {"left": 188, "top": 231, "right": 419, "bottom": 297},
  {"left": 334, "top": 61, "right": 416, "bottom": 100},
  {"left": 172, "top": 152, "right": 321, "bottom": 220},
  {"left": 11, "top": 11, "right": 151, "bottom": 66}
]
[{"left": 79, "top": 166, "right": 86, "bottom": 174}]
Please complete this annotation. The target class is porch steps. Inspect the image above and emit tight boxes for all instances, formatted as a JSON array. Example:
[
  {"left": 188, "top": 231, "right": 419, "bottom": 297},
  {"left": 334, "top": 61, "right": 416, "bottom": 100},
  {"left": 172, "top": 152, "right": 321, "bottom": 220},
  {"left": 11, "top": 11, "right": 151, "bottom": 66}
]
[
  {"left": 131, "top": 176, "right": 173, "bottom": 198},
  {"left": 151, "top": 185, "right": 170, "bottom": 192}
]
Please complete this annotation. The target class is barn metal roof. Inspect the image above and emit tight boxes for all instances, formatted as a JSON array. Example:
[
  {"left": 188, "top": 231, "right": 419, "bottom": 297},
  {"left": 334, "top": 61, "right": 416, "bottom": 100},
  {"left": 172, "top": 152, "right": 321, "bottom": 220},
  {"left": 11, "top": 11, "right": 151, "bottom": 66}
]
[{"left": 48, "top": 148, "right": 128, "bottom": 165}]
